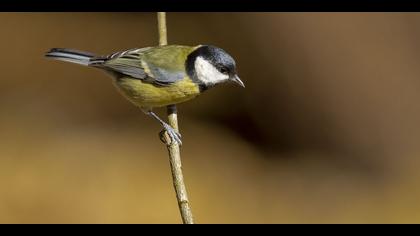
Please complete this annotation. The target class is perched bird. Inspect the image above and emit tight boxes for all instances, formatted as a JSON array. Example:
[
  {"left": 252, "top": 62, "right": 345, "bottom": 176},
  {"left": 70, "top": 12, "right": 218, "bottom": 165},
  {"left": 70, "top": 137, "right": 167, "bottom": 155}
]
[{"left": 45, "top": 45, "right": 244, "bottom": 145}]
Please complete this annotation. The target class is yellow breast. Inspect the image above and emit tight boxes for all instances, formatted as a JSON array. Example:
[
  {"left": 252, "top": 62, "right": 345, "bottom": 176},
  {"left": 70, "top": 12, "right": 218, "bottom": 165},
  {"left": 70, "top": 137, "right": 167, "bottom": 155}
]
[{"left": 114, "top": 76, "right": 201, "bottom": 109}]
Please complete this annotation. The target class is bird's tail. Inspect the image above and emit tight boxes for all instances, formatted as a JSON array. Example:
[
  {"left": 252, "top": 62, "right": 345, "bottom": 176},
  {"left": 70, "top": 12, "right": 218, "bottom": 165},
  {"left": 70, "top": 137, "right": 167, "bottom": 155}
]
[{"left": 45, "top": 48, "right": 98, "bottom": 66}]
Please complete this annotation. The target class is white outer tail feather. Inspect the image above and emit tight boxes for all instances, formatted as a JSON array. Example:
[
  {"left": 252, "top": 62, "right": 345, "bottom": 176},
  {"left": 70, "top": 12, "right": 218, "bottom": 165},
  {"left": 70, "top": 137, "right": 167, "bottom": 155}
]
[{"left": 45, "top": 48, "right": 98, "bottom": 66}]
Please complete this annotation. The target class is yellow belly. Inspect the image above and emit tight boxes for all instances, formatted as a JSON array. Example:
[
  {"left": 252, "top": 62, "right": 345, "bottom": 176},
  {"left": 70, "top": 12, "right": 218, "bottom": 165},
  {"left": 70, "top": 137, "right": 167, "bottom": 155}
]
[{"left": 114, "top": 77, "right": 201, "bottom": 109}]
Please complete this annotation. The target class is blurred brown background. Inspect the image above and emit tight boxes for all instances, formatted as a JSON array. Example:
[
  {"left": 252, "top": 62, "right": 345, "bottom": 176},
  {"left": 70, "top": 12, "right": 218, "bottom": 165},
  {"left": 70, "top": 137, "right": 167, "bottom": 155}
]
[{"left": 0, "top": 12, "right": 420, "bottom": 223}]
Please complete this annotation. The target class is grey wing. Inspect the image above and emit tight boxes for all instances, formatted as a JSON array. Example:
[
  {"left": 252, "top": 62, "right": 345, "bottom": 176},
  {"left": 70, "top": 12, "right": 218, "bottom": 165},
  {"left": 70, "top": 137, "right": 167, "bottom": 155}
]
[
  {"left": 145, "top": 65, "right": 185, "bottom": 85},
  {"left": 104, "top": 63, "right": 148, "bottom": 79},
  {"left": 92, "top": 48, "right": 184, "bottom": 86}
]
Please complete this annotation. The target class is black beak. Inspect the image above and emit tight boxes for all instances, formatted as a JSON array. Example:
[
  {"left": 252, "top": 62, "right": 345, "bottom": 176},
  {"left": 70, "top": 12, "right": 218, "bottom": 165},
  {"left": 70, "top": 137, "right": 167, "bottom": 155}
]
[{"left": 231, "top": 75, "right": 245, "bottom": 88}]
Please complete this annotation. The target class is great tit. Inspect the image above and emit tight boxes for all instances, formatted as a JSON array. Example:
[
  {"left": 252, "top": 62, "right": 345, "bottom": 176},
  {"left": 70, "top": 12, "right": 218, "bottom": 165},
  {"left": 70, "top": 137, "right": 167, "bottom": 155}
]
[{"left": 45, "top": 45, "right": 244, "bottom": 145}]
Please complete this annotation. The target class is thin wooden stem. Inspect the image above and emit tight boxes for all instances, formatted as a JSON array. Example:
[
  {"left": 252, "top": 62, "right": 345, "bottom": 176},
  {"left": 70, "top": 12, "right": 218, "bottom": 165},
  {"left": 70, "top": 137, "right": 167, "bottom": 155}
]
[
  {"left": 157, "top": 12, "right": 194, "bottom": 224},
  {"left": 157, "top": 12, "right": 167, "bottom": 46}
]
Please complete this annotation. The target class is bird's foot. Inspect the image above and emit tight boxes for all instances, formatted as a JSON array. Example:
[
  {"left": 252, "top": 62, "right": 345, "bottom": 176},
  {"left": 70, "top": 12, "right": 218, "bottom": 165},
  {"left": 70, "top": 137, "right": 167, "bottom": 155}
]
[{"left": 159, "top": 123, "right": 182, "bottom": 146}]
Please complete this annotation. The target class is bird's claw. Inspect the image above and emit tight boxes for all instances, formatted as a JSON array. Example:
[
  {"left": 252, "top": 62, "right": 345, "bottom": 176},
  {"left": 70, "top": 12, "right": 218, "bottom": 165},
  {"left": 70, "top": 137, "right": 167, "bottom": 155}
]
[{"left": 159, "top": 124, "right": 182, "bottom": 146}]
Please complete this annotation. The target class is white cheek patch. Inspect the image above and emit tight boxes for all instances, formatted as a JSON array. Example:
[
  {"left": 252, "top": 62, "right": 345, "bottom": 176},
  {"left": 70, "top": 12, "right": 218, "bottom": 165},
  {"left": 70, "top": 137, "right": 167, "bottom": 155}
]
[{"left": 194, "top": 56, "right": 229, "bottom": 85}]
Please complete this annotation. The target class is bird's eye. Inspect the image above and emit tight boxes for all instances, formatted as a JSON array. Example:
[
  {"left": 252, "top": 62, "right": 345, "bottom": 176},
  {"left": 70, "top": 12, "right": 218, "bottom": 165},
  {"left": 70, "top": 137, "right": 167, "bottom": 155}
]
[{"left": 220, "top": 67, "right": 229, "bottom": 74}]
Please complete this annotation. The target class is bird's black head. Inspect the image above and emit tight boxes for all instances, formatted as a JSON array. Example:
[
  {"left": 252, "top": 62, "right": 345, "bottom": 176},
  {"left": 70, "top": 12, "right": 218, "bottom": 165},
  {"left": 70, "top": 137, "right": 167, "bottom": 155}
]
[{"left": 186, "top": 45, "right": 244, "bottom": 90}]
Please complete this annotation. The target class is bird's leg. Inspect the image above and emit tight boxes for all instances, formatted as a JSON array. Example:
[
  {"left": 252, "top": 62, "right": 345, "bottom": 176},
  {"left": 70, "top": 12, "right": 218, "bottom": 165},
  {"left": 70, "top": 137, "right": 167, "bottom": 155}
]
[{"left": 146, "top": 110, "right": 182, "bottom": 145}]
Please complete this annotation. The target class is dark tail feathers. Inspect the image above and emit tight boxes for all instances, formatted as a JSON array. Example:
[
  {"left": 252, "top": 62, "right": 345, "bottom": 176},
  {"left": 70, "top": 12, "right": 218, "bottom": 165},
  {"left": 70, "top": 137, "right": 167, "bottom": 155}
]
[{"left": 45, "top": 48, "right": 102, "bottom": 66}]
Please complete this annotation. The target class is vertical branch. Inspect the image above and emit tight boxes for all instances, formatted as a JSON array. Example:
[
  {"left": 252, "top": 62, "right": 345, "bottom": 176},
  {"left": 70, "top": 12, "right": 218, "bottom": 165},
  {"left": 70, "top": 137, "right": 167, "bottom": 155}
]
[
  {"left": 157, "top": 12, "right": 167, "bottom": 46},
  {"left": 157, "top": 12, "right": 194, "bottom": 224}
]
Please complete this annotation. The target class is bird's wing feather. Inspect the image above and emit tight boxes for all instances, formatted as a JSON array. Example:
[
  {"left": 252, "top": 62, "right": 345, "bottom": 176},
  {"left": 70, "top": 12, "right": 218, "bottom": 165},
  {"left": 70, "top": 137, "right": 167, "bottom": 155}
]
[{"left": 100, "top": 46, "right": 195, "bottom": 86}]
